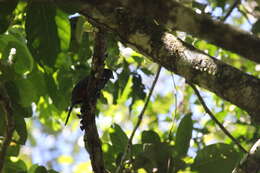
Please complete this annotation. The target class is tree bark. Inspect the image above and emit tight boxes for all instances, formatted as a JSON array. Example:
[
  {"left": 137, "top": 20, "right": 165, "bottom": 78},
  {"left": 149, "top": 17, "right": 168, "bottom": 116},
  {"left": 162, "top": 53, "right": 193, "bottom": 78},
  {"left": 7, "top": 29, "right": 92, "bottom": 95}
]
[
  {"left": 76, "top": 2, "right": 260, "bottom": 123},
  {"left": 74, "top": 0, "right": 260, "bottom": 64}
]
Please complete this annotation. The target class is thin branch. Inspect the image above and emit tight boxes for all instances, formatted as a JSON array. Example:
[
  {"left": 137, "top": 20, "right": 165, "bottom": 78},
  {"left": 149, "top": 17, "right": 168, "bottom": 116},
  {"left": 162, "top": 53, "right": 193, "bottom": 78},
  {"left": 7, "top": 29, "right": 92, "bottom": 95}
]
[
  {"left": 0, "top": 86, "right": 15, "bottom": 173},
  {"left": 188, "top": 82, "right": 248, "bottom": 154},
  {"left": 221, "top": 0, "right": 241, "bottom": 22},
  {"left": 237, "top": 6, "right": 253, "bottom": 25},
  {"left": 115, "top": 65, "right": 162, "bottom": 173},
  {"left": 167, "top": 73, "right": 178, "bottom": 141}
]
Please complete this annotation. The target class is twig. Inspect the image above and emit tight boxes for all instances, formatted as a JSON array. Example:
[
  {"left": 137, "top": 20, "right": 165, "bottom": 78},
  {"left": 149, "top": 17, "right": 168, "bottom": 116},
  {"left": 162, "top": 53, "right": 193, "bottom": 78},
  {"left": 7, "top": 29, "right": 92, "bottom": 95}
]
[
  {"left": 0, "top": 86, "right": 15, "bottom": 173},
  {"left": 237, "top": 6, "right": 252, "bottom": 25},
  {"left": 221, "top": 0, "right": 241, "bottom": 22},
  {"left": 167, "top": 73, "right": 178, "bottom": 141},
  {"left": 82, "top": 29, "right": 107, "bottom": 173},
  {"left": 188, "top": 82, "right": 247, "bottom": 154},
  {"left": 115, "top": 65, "right": 162, "bottom": 173}
]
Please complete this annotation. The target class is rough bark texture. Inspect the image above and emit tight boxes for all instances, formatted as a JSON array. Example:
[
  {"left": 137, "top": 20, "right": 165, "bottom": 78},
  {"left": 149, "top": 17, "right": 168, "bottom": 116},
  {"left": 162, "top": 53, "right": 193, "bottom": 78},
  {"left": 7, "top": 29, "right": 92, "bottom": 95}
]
[
  {"left": 70, "top": 0, "right": 260, "bottom": 64},
  {"left": 76, "top": 1, "right": 260, "bottom": 123},
  {"left": 82, "top": 30, "right": 107, "bottom": 173}
]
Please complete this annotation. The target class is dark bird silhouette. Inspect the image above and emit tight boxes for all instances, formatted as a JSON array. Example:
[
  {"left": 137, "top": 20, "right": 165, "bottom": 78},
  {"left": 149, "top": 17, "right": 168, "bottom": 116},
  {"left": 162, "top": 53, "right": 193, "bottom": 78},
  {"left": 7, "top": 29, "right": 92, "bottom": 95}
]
[{"left": 65, "top": 69, "right": 113, "bottom": 125}]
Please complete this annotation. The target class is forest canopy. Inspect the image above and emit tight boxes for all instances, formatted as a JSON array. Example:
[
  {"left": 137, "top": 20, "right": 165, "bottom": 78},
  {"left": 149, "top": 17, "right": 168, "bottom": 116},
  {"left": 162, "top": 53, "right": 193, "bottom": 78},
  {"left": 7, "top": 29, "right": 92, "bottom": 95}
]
[{"left": 0, "top": 0, "right": 260, "bottom": 173}]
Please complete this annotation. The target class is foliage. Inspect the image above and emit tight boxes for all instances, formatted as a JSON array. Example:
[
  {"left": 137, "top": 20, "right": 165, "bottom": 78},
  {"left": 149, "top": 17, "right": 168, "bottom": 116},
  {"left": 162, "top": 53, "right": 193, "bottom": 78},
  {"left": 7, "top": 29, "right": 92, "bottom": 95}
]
[{"left": 0, "top": 0, "right": 259, "bottom": 173}]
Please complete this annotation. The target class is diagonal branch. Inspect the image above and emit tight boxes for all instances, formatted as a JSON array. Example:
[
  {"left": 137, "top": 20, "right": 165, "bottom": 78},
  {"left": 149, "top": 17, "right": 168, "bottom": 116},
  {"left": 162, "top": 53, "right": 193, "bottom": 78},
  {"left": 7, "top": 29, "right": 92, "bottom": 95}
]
[
  {"left": 188, "top": 82, "right": 247, "bottom": 154},
  {"left": 116, "top": 65, "right": 161, "bottom": 173},
  {"left": 79, "top": 6, "right": 260, "bottom": 124},
  {"left": 221, "top": 0, "right": 241, "bottom": 21},
  {"left": 60, "top": 0, "right": 260, "bottom": 63}
]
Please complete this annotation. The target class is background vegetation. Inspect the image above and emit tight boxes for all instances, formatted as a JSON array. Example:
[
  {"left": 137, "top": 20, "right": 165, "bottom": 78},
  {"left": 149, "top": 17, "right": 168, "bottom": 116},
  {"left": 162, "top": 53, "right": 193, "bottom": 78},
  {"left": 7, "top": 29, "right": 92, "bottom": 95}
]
[{"left": 0, "top": 0, "right": 259, "bottom": 173}]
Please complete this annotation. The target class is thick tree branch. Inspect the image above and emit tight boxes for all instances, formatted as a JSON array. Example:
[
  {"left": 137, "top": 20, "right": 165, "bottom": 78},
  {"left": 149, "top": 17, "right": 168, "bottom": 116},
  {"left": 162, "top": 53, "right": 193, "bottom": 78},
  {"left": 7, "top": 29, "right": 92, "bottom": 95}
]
[
  {"left": 70, "top": 0, "right": 260, "bottom": 64},
  {"left": 78, "top": 4, "right": 260, "bottom": 123},
  {"left": 81, "top": 30, "right": 107, "bottom": 173}
]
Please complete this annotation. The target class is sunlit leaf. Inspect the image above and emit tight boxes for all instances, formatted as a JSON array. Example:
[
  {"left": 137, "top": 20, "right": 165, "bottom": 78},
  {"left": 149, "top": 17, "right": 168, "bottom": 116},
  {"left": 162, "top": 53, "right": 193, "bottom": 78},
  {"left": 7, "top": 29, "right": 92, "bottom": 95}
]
[
  {"left": 175, "top": 113, "right": 193, "bottom": 158},
  {"left": 191, "top": 143, "right": 241, "bottom": 173},
  {"left": 0, "top": 34, "right": 33, "bottom": 74},
  {"left": 4, "top": 157, "right": 27, "bottom": 173},
  {"left": 26, "top": 3, "right": 70, "bottom": 67}
]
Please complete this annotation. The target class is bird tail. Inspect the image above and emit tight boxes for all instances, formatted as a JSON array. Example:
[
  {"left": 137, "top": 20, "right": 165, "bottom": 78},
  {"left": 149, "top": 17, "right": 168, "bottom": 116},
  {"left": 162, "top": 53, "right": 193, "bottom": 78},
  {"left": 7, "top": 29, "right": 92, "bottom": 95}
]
[{"left": 65, "top": 105, "right": 74, "bottom": 126}]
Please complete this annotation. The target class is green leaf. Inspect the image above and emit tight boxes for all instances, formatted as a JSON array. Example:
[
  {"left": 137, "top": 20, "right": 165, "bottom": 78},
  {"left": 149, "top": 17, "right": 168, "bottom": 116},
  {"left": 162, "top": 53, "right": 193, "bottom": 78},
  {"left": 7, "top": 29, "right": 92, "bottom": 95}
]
[
  {"left": 6, "top": 143, "right": 20, "bottom": 157},
  {"left": 56, "top": 69, "right": 73, "bottom": 109},
  {"left": 129, "top": 73, "right": 146, "bottom": 111},
  {"left": 48, "top": 169, "right": 59, "bottom": 173},
  {"left": 133, "top": 153, "right": 154, "bottom": 172},
  {"left": 252, "top": 20, "right": 260, "bottom": 34},
  {"left": 78, "top": 32, "right": 92, "bottom": 62},
  {"left": 55, "top": 8, "right": 70, "bottom": 51},
  {"left": 191, "top": 143, "right": 241, "bottom": 173},
  {"left": 44, "top": 74, "right": 59, "bottom": 108},
  {"left": 175, "top": 113, "right": 193, "bottom": 158},
  {"left": 4, "top": 157, "right": 27, "bottom": 173},
  {"left": 26, "top": 3, "right": 70, "bottom": 67},
  {"left": 0, "top": 0, "right": 18, "bottom": 34},
  {"left": 103, "top": 143, "right": 116, "bottom": 171},
  {"left": 135, "top": 142, "right": 173, "bottom": 172},
  {"left": 132, "top": 144, "right": 143, "bottom": 156},
  {"left": 140, "top": 67, "right": 153, "bottom": 76},
  {"left": 14, "top": 112, "right": 27, "bottom": 144},
  {"left": 29, "top": 164, "right": 48, "bottom": 173},
  {"left": 106, "top": 34, "right": 120, "bottom": 68},
  {"left": 112, "top": 62, "right": 130, "bottom": 104},
  {"left": 0, "top": 34, "right": 34, "bottom": 74},
  {"left": 109, "top": 123, "right": 128, "bottom": 153},
  {"left": 141, "top": 130, "right": 161, "bottom": 144},
  {"left": 27, "top": 66, "right": 47, "bottom": 100},
  {"left": 14, "top": 78, "right": 37, "bottom": 107}
]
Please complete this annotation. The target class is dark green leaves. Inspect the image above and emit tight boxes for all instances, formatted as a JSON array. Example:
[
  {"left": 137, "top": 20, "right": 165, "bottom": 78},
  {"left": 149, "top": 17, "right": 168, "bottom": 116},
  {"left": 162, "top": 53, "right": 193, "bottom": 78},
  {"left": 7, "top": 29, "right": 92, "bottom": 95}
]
[
  {"left": 29, "top": 164, "right": 58, "bottom": 173},
  {"left": 4, "top": 157, "right": 27, "bottom": 173},
  {"left": 175, "top": 113, "right": 193, "bottom": 158},
  {"left": 252, "top": 19, "right": 260, "bottom": 35},
  {"left": 134, "top": 142, "right": 174, "bottom": 172},
  {"left": 109, "top": 123, "right": 128, "bottom": 153},
  {"left": 26, "top": 3, "right": 70, "bottom": 67},
  {"left": 0, "top": 0, "right": 18, "bottom": 34},
  {"left": 141, "top": 130, "right": 161, "bottom": 143},
  {"left": 129, "top": 72, "right": 146, "bottom": 111},
  {"left": 0, "top": 34, "right": 33, "bottom": 74},
  {"left": 191, "top": 143, "right": 241, "bottom": 173}
]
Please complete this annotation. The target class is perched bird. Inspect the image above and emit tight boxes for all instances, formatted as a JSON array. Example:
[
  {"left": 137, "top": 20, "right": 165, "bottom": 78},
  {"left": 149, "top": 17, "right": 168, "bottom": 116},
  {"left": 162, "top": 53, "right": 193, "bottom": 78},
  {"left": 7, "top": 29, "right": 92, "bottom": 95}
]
[{"left": 65, "top": 69, "right": 113, "bottom": 125}]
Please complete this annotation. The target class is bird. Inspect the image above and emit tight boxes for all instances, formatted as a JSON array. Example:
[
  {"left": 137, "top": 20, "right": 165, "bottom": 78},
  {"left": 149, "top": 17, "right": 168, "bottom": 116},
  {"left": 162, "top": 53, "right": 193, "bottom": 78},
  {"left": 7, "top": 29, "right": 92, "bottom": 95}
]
[{"left": 65, "top": 69, "right": 113, "bottom": 125}]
